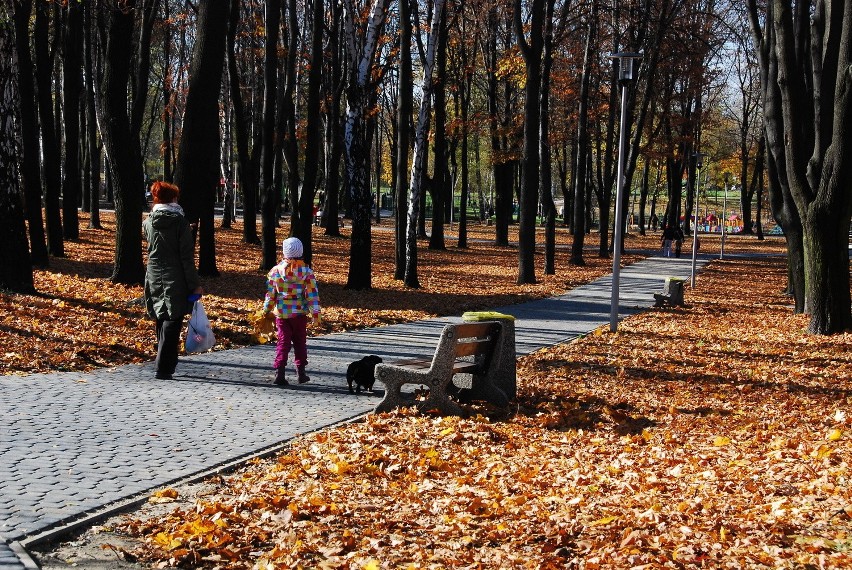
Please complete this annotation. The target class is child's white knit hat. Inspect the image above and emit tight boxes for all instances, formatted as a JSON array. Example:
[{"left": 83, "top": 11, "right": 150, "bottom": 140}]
[{"left": 282, "top": 237, "right": 303, "bottom": 259}]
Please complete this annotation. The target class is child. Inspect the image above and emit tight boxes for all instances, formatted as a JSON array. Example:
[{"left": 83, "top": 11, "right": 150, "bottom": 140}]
[{"left": 262, "top": 237, "right": 321, "bottom": 385}]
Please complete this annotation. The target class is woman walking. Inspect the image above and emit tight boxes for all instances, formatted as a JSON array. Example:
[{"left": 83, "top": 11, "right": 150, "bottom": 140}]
[{"left": 143, "top": 181, "right": 204, "bottom": 380}]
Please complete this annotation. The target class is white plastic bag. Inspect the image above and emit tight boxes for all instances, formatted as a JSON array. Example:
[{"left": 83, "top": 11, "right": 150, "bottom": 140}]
[{"left": 185, "top": 300, "right": 216, "bottom": 353}]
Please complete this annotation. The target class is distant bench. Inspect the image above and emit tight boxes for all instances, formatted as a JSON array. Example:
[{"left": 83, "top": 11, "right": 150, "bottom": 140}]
[
  {"left": 654, "top": 277, "right": 686, "bottom": 308},
  {"left": 374, "top": 321, "right": 512, "bottom": 416}
]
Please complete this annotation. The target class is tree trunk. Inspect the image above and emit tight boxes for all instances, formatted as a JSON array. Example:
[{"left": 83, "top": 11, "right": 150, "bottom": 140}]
[
  {"left": 514, "top": 0, "right": 545, "bottom": 284},
  {"left": 428, "top": 2, "right": 449, "bottom": 252},
  {"left": 342, "top": 0, "right": 390, "bottom": 290},
  {"left": 280, "top": 0, "right": 304, "bottom": 257},
  {"left": 61, "top": 0, "right": 84, "bottom": 240},
  {"left": 393, "top": 0, "right": 412, "bottom": 277},
  {"left": 0, "top": 3, "right": 35, "bottom": 293},
  {"left": 759, "top": 0, "right": 852, "bottom": 332},
  {"left": 747, "top": 0, "right": 805, "bottom": 311},
  {"left": 293, "top": 0, "right": 324, "bottom": 265},
  {"left": 571, "top": 7, "right": 595, "bottom": 266},
  {"left": 220, "top": 70, "right": 234, "bottom": 230},
  {"left": 320, "top": 0, "right": 343, "bottom": 238},
  {"left": 755, "top": 136, "right": 765, "bottom": 240},
  {"left": 802, "top": 192, "right": 852, "bottom": 333},
  {"left": 373, "top": 109, "right": 382, "bottom": 225},
  {"left": 82, "top": 113, "right": 91, "bottom": 214},
  {"left": 405, "top": 0, "right": 445, "bottom": 288},
  {"left": 483, "top": 6, "right": 511, "bottom": 247},
  {"left": 161, "top": 0, "right": 173, "bottom": 181},
  {"left": 493, "top": 162, "right": 513, "bottom": 246},
  {"left": 456, "top": 10, "right": 474, "bottom": 251},
  {"left": 173, "top": 0, "right": 229, "bottom": 277},
  {"left": 595, "top": 54, "right": 615, "bottom": 258},
  {"left": 12, "top": 0, "right": 49, "bottom": 267},
  {"left": 83, "top": 0, "right": 101, "bottom": 230},
  {"left": 35, "top": 0, "right": 64, "bottom": 256},
  {"left": 638, "top": 159, "right": 650, "bottom": 236},
  {"left": 99, "top": 1, "right": 145, "bottom": 284},
  {"left": 226, "top": 0, "right": 259, "bottom": 245},
  {"left": 258, "top": 0, "right": 282, "bottom": 271}
]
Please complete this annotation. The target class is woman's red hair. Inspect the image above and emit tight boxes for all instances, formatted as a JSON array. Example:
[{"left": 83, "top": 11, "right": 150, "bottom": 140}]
[{"left": 151, "top": 181, "right": 180, "bottom": 204}]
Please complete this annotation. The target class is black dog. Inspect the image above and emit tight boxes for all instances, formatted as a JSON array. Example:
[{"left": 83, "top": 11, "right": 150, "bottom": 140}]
[{"left": 347, "top": 355, "right": 382, "bottom": 394}]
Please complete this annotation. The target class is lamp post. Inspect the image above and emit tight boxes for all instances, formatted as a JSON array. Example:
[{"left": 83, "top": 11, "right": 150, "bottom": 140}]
[
  {"left": 609, "top": 51, "right": 643, "bottom": 332},
  {"left": 690, "top": 152, "right": 703, "bottom": 287},
  {"left": 720, "top": 172, "right": 729, "bottom": 259}
]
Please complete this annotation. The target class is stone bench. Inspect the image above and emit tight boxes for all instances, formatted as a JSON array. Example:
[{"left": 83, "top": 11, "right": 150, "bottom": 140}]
[
  {"left": 373, "top": 321, "right": 512, "bottom": 416},
  {"left": 654, "top": 277, "right": 685, "bottom": 307}
]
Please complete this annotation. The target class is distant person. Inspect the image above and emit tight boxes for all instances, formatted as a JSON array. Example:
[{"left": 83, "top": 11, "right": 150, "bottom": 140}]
[
  {"left": 661, "top": 224, "right": 676, "bottom": 257},
  {"left": 674, "top": 225, "right": 685, "bottom": 258},
  {"left": 262, "top": 237, "right": 321, "bottom": 386},
  {"left": 143, "top": 181, "right": 204, "bottom": 380},
  {"left": 649, "top": 213, "right": 659, "bottom": 232}
]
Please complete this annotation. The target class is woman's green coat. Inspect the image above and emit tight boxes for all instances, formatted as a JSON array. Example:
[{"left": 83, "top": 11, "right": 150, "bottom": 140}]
[{"left": 143, "top": 209, "right": 201, "bottom": 320}]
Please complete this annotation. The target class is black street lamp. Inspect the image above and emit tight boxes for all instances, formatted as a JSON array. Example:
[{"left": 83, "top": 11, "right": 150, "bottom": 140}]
[{"left": 609, "top": 52, "right": 643, "bottom": 332}]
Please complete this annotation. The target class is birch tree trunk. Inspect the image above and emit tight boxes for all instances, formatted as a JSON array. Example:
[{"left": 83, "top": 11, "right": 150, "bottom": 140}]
[
  {"left": 342, "top": 0, "right": 390, "bottom": 290},
  {"left": 393, "top": 0, "right": 413, "bottom": 278},
  {"left": 220, "top": 74, "right": 234, "bottom": 230},
  {"left": 405, "top": 0, "right": 445, "bottom": 288}
]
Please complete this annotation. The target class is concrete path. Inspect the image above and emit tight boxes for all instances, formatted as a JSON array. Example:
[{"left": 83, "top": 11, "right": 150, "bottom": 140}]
[{"left": 0, "top": 255, "right": 706, "bottom": 568}]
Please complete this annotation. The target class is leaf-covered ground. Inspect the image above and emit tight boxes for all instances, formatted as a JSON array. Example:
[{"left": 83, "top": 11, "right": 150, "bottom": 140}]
[
  {"left": 16, "top": 213, "right": 842, "bottom": 568},
  {"left": 26, "top": 215, "right": 851, "bottom": 568},
  {"left": 3, "top": 212, "right": 665, "bottom": 376},
  {"left": 103, "top": 252, "right": 850, "bottom": 569}
]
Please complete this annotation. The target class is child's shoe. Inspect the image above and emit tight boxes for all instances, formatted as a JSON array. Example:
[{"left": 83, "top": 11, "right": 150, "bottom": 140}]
[
  {"left": 296, "top": 365, "right": 310, "bottom": 384},
  {"left": 273, "top": 368, "right": 288, "bottom": 385}
]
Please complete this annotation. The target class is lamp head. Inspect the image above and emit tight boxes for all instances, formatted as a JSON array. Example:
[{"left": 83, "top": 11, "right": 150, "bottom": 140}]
[
  {"left": 610, "top": 52, "right": 643, "bottom": 83},
  {"left": 693, "top": 152, "right": 703, "bottom": 169}
]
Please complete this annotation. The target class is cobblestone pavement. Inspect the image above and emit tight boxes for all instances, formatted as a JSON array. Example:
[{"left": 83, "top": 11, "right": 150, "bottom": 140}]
[
  {"left": 0, "top": 544, "right": 25, "bottom": 570},
  {"left": 0, "top": 256, "right": 705, "bottom": 566}
]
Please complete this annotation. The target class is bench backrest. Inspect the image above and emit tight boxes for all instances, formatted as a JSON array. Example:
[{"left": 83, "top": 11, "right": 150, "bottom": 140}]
[{"left": 452, "top": 322, "right": 501, "bottom": 365}]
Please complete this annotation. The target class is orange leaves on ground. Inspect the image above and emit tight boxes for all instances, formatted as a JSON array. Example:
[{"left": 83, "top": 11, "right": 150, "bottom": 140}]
[
  {"left": 149, "top": 488, "right": 180, "bottom": 503},
  {"left": 110, "top": 241, "right": 852, "bottom": 568}
]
